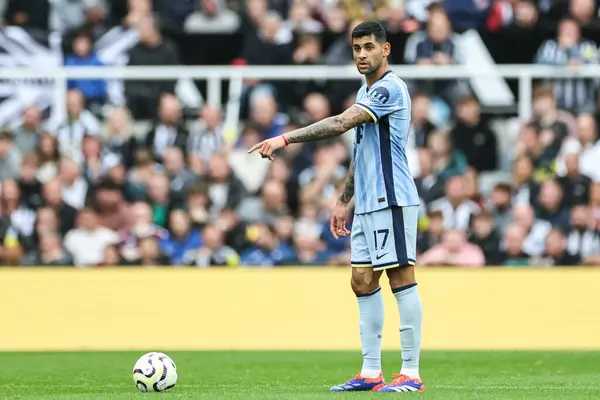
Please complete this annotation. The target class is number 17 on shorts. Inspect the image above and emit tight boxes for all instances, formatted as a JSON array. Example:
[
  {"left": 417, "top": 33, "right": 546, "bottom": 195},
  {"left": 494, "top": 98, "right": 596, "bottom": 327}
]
[{"left": 350, "top": 205, "right": 418, "bottom": 271}]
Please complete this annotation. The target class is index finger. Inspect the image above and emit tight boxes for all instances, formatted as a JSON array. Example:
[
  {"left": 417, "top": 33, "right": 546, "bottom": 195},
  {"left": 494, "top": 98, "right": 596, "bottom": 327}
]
[{"left": 248, "top": 142, "right": 263, "bottom": 154}]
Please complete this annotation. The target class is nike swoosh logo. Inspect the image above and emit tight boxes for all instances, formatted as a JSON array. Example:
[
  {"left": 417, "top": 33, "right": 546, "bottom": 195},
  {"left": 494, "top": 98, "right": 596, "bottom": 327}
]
[{"left": 375, "top": 253, "right": 388, "bottom": 260}]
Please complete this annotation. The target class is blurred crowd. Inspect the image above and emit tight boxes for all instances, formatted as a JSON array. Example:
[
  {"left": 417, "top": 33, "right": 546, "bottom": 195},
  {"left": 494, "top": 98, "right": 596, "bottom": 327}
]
[{"left": 0, "top": 0, "right": 598, "bottom": 267}]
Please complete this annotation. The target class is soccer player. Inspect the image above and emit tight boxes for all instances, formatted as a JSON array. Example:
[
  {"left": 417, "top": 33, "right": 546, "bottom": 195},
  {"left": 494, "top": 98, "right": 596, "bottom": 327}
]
[{"left": 248, "top": 21, "right": 424, "bottom": 393}]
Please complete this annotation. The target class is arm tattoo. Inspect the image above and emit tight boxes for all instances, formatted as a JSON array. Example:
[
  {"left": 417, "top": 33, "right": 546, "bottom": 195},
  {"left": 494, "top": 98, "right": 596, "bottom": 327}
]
[
  {"left": 286, "top": 106, "right": 373, "bottom": 144},
  {"left": 338, "top": 160, "right": 355, "bottom": 205}
]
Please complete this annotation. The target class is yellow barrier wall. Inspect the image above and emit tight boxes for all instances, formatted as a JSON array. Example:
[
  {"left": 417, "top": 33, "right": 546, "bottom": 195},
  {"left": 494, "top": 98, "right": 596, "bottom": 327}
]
[{"left": 1, "top": 268, "right": 599, "bottom": 351}]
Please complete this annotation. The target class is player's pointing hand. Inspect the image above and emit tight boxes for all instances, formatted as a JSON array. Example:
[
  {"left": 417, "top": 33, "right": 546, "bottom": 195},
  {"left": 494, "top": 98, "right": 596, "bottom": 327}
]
[{"left": 247, "top": 135, "right": 288, "bottom": 161}]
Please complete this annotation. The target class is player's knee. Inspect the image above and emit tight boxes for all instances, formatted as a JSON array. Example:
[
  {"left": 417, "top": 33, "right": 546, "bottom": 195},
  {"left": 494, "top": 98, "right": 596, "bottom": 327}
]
[
  {"left": 351, "top": 268, "right": 380, "bottom": 295},
  {"left": 386, "top": 265, "right": 416, "bottom": 289}
]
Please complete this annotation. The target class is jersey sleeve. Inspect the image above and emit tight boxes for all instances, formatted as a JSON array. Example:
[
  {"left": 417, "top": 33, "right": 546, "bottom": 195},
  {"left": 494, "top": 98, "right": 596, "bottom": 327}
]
[{"left": 355, "top": 80, "right": 404, "bottom": 123}]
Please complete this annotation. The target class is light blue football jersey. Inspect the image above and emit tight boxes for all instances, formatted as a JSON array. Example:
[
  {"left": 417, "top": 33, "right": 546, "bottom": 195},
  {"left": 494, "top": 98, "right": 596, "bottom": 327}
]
[{"left": 352, "top": 70, "right": 420, "bottom": 215}]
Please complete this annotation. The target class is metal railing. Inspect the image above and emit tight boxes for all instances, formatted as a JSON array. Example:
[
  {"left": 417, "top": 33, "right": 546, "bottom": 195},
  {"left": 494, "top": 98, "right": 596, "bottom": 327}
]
[{"left": 2, "top": 64, "right": 595, "bottom": 124}]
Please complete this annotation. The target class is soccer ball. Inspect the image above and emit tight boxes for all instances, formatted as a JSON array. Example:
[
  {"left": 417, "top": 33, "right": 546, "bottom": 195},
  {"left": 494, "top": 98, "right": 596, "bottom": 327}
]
[{"left": 132, "top": 352, "right": 178, "bottom": 392}]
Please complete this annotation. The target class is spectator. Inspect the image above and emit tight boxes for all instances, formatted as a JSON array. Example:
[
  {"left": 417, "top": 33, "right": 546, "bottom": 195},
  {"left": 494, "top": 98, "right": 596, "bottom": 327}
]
[
  {"left": 146, "top": 172, "right": 178, "bottom": 227},
  {"left": 415, "top": 148, "right": 445, "bottom": 205},
  {"left": 0, "top": 180, "right": 36, "bottom": 246},
  {"left": 134, "top": 236, "right": 170, "bottom": 265},
  {"left": 42, "top": 179, "right": 78, "bottom": 236},
  {"left": 535, "top": 179, "right": 570, "bottom": 230},
  {"left": 186, "top": 224, "right": 239, "bottom": 267},
  {"left": 160, "top": 209, "right": 202, "bottom": 265},
  {"left": 55, "top": 89, "right": 101, "bottom": 160},
  {"left": 228, "top": 126, "right": 271, "bottom": 195},
  {"left": 188, "top": 105, "right": 225, "bottom": 164},
  {"left": 499, "top": 224, "right": 530, "bottom": 266},
  {"left": 81, "top": 135, "right": 119, "bottom": 186},
  {"left": 101, "top": 107, "right": 137, "bottom": 170},
  {"left": 427, "top": 132, "right": 468, "bottom": 181},
  {"left": 248, "top": 92, "right": 289, "bottom": 141},
  {"left": 419, "top": 229, "right": 485, "bottom": 267},
  {"left": 184, "top": 181, "right": 211, "bottom": 228},
  {"left": 93, "top": 178, "right": 131, "bottom": 232},
  {"left": 145, "top": 94, "right": 188, "bottom": 163},
  {"left": 13, "top": 106, "right": 43, "bottom": 154},
  {"left": 28, "top": 208, "right": 60, "bottom": 253},
  {"left": 163, "top": 147, "right": 195, "bottom": 196},
  {"left": 410, "top": 92, "right": 436, "bottom": 149},
  {"left": 566, "top": 205, "right": 600, "bottom": 260},
  {"left": 205, "top": 153, "right": 246, "bottom": 218},
  {"left": 510, "top": 203, "right": 551, "bottom": 257},
  {"left": 528, "top": 83, "right": 576, "bottom": 155},
  {"left": 514, "top": 124, "right": 555, "bottom": 184},
  {"left": 184, "top": 0, "right": 241, "bottom": 33},
  {"left": 241, "top": 222, "right": 296, "bottom": 266},
  {"left": 282, "top": 0, "right": 323, "bottom": 36},
  {"left": 450, "top": 94, "right": 498, "bottom": 173},
  {"left": 238, "top": 179, "right": 289, "bottom": 224},
  {"left": 240, "top": 11, "right": 293, "bottom": 66},
  {"left": 126, "top": 17, "right": 181, "bottom": 119},
  {"left": 417, "top": 210, "right": 445, "bottom": 254},
  {"left": 127, "top": 148, "right": 161, "bottom": 201},
  {"left": 468, "top": 211, "right": 502, "bottom": 265},
  {"left": 488, "top": 182, "right": 513, "bottom": 232},
  {"left": 535, "top": 18, "right": 598, "bottom": 115},
  {"left": 557, "top": 113, "right": 600, "bottom": 182},
  {"left": 557, "top": 153, "right": 592, "bottom": 207},
  {"left": 21, "top": 230, "right": 73, "bottom": 266},
  {"left": 36, "top": 133, "right": 61, "bottom": 184},
  {"left": 532, "top": 229, "right": 581, "bottom": 266},
  {"left": 64, "top": 207, "right": 118, "bottom": 267},
  {"left": 58, "top": 157, "right": 89, "bottom": 210},
  {"left": 18, "top": 153, "right": 43, "bottom": 211},
  {"left": 292, "top": 233, "right": 328, "bottom": 265},
  {"left": 0, "top": 131, "right": 22, "bottom": 181},
  {"left": 591, "top": 182, "right": 600, "bottom": 229},
  {"left": 429, "top": 175, "right": 481, "bottom": 231},
  {"left": 119, "top": 201, "right": 167, "bottom": 262},
  {"left": 298, "top": 141, "right": 347, "bottom": 206},
  {"left": 511, "top": 155, "right": 540, "bottom": 205},
  {"left": 65, "top": 30, "right": 107, "bottom": 109},
  {"left": 405, "top": 8, "right": 465, "bottom": 106},
  {"left": 99, "top": 244, "right": 126, "bottom": 266}
]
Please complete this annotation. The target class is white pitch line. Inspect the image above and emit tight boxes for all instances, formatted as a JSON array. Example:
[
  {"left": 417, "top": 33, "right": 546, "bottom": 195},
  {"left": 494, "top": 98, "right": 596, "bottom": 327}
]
[{"left": 2, "top": 384, "right": 600, "bottom": 391}]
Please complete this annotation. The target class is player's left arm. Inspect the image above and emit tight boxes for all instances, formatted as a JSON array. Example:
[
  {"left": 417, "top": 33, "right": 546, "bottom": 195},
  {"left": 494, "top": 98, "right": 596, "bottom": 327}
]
[{"left": 247, "top": 106, "right": 372, "bottom": 160}]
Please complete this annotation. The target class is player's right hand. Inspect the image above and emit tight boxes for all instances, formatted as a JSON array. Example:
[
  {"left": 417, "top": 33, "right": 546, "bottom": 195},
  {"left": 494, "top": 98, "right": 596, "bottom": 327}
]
[{"left": 330, "top": 202, "right": 350, "bottom": 240}]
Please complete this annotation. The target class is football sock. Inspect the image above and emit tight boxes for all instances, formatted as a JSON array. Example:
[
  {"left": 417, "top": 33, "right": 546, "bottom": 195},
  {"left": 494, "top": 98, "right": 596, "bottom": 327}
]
[
  {"left": 393, "top": 283, "right": 422, "bottom": 379},
  {"left": 357, "top": 287, "right": 384, "bottom": 377}
]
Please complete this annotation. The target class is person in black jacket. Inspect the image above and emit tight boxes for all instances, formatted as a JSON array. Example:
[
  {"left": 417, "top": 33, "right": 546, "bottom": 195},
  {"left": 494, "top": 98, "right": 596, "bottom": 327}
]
[
  {"left": 125, "top": 17, "right": 181, "bottom": 119},
  {"left": 144, "top": 94, "right": 189, "bottom": 163},
  {"left": 468, "top": 211, "right": 502, "bottom": 265},
  {"left": 450, "top": 93, "right": 498, "bottom": 173}
]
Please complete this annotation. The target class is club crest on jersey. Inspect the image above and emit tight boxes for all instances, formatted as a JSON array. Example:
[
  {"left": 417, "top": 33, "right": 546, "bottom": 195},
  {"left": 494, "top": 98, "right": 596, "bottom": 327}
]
[{"left": 368, "top": 87, "right": 390, "bottom": 104}]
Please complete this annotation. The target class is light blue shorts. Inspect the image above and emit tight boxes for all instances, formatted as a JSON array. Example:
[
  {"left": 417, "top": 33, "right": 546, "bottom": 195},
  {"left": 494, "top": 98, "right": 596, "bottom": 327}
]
[{"left": 350, "top": 206, "right": 418, "bottom": 271}]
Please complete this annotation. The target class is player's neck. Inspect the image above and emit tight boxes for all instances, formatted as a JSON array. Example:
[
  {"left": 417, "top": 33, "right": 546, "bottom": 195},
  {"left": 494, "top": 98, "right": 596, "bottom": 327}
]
[{"left": 366, "top": 63, "right": 390, "bottom": 87}]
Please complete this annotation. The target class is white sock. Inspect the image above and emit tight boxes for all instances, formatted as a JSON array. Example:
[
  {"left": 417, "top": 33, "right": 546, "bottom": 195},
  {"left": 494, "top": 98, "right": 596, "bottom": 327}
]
[
  {"left": 393, "top": 283, "right": 423, "bottom": 380},
  {"left": 357, "top": 287, "right": 384, "bottom": 377}
]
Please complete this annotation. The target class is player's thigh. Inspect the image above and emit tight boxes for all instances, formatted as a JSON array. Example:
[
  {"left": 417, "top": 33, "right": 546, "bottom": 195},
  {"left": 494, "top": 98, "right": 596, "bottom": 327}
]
[
  {"left": 363, "top": 206, "right": 418, "bottom": 271},
  {"left": 350, "top": 214, "right": 382, "bottom": 293}
]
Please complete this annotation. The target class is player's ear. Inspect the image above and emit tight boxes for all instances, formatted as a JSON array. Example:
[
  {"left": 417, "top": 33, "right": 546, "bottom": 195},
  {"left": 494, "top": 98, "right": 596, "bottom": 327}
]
[{"left": 383, "top": 42, "right": 391, "bottom": 57}]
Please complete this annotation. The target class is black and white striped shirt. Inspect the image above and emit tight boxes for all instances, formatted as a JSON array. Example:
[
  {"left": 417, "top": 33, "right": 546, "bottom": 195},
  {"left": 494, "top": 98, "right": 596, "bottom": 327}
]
[
  {"left": 535, "top": 39, "right": 599, "bottom": 113},
  {"left": 187, "top": 125, "right": 224, "bottom": 161}
]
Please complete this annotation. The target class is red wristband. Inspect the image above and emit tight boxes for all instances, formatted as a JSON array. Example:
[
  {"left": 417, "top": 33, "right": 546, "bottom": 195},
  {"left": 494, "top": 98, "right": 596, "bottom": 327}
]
[{"left": 281, "top": 134, "right": 289, "bottom": 147}]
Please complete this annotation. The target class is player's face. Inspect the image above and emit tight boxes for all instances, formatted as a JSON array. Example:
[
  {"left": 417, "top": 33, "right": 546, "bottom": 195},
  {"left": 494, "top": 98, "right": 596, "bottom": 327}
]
[{"left": 352, "top": 35, "right": 389, "bottom": 75}]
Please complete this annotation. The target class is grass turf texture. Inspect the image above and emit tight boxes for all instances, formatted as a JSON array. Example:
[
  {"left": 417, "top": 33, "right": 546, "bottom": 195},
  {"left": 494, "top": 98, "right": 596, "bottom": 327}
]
[{"left": 1, "top": 351, "right": 599, "bottom": 399}]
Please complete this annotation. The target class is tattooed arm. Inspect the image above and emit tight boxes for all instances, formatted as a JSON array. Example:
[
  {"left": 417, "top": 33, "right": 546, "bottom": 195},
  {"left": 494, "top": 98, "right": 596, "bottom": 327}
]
[
  {"left": 286, "top": 106, "right": 373, "bottom": 144},
  {"left": 338, "top": 160, "right": 355, "bottom": 205},
  {"left": 248, "top": 105, "right": 372, "bottom": 160}
]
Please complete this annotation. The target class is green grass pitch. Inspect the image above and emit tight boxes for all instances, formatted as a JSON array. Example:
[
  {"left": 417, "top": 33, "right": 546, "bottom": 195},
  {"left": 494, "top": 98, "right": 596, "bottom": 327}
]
[{"left": 1, "top": 351, "right": 599, "bottom": 399}]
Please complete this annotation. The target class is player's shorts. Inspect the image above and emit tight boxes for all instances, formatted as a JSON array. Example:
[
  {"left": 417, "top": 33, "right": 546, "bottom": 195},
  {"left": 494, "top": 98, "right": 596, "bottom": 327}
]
[{"left": 350, "top": 205, "right": 418, "bottom": 271}]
